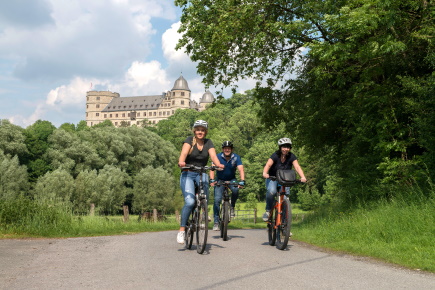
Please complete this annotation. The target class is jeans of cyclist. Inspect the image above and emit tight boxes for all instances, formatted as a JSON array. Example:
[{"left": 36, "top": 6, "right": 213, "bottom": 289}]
[
  {"left": 213, "top": 179, "right": 239, "bottom": 224},
  {"left": 180, "top": 170, "right": 209, "bottom": 227},
  {"left": 265, "top": 179, "right": 290, "bottom": 212}
]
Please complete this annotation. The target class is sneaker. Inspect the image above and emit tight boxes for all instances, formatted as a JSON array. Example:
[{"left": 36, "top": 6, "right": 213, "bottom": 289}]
[
  {"left": 290, "top": 232, "right": 293, "bottom": 237},
  {"left": 213, "top": 223, "right": 219, "bottom": 231},
  {"left": 262, "top": 211, "right": 270, "bottom": 222},
  {"left": 230, "top": 207, "right": 235, "bottom": 218},
  {"left": 177, "top": 231, "right": 185, "bottom": 244},
  {"left": 208, "top": 216, "right": 212, "bottom": 222}
]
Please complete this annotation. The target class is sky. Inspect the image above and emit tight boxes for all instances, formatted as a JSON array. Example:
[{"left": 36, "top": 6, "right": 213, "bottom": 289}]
[{"left": 0, "top": 0, "right": 257, "bottom": 128}]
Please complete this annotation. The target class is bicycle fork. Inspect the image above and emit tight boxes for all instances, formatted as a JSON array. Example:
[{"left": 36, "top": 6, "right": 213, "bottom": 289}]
[{"left": 274, "top": 194, "right": 284, "bottom": 229}]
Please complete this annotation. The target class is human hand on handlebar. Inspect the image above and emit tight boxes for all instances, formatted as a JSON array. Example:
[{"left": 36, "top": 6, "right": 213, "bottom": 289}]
[{"left": 178, "top": 161, "right": 186, "bottom": 168}]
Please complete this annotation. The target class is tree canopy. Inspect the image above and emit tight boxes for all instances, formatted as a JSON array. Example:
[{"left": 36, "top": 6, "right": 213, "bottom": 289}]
[{"left": 176, "top": 0, "right": 435, "bottom": 201}]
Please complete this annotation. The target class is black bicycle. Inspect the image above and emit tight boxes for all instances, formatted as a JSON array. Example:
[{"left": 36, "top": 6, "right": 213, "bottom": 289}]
[
  {"left": 266, "top": 176, "right": 301, "bottom": 250},
  {"left": 182, "top": 164, "right": 218, "bottom": 254},
  {"left": 215, "top": 180, "right": 240, "bottom": 241}
]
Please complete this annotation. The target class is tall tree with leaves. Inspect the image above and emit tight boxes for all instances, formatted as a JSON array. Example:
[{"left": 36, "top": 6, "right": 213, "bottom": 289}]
[{"left": 176, "top": 0, "right": 435, "bottom": 202}]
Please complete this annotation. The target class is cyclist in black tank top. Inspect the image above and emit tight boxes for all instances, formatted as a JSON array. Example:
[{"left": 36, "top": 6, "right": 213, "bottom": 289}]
[
  {"left": 262, "top": 137, "right": 307, "bottom": 222},
  {"left": 176, "top": 120, "right": 224, "bottom": 244}
]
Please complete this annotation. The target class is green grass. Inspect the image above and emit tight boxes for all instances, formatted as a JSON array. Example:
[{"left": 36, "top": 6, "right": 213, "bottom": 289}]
[
  {"left": 1, "top": 197, "right": 434, "bottom": 273},
  {"left": 293, "top": 197, "right": 435, "bottom": 272}
]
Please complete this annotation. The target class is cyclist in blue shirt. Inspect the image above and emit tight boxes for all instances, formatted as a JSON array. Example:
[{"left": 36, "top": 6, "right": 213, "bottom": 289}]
[{"left": 210, "top": 141, "right": 245, "bottom": 231}]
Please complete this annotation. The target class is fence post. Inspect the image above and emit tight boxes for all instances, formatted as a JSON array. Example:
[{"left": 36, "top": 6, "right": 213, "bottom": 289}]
[
  {"left": 153, "top": 209, "right": 158, "bottom": 222},
  {"left": 90, "top": 203, "right": 95, "bottom": 216},
  {"left": 123, "top": 205, "right": 129, "bottom": 222},
  {"left": 254, "top": 208, "right": 257, "bottom": 224},
  {"left": 175, "top": 210, "right": 180, "bottom": 222}
]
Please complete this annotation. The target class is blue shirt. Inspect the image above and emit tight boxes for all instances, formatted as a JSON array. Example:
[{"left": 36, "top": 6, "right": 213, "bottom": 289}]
[{"left": 215, "top": 152, "right": 243, "bottom": 180}]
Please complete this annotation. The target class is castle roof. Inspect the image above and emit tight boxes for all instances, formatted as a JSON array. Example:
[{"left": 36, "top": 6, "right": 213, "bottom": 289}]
[
  {"left": 172, "top": 75, "right": 190, "bottom": 91},
  {"left": 102, "top": 94, "right": 165, "bottom": 112},
  {"left": 200, "top": 90, "right": 215, "bottom": 103}
]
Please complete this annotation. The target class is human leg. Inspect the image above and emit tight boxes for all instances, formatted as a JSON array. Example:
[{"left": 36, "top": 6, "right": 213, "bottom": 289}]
[
  {"left": 179, "top": 172, "right": 197, "bottom": 228},
  {"left": 213, "top": 184, "right": 224, "bottom": 224}
]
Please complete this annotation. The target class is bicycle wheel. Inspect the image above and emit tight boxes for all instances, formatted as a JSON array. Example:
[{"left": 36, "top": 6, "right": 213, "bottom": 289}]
[
  {"left": 196, "top": 199, "right": 208, "bottom": 254},
  {"left": 267, "top": 209, "right": 276, "bottom": 246},
  {"left": 276, "top": 196, "right": 292, "bottom": 250},
  {"left": 221, "top": 201, "right": 229, "bottom": 241},
  {"left": 185, "top": 212, "right": 194, "bottom": 250}
]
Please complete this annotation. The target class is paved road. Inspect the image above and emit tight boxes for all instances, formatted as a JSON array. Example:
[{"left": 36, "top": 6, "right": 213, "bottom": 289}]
[{"left": 1, "top": 229, "right": 434, "bottom": 289}]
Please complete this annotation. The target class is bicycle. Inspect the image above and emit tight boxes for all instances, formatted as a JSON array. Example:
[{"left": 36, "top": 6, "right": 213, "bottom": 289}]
[
  {"left": 215, "top": 180, "right": 240, "bottom": 241},
  {"left": 182, "top": 164, "right": 219, "bottom": 254},
  {"left": 266, "top": 175, "right": 301, "bottom": 250}
]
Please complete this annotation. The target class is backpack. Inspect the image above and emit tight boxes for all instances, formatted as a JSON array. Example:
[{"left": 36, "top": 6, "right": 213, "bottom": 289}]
[{"left": 276, "top": 169, "right": 296, "bottom": 186}]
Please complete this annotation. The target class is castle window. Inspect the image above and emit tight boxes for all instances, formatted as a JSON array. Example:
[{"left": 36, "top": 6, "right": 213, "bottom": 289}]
[
  {"left": 140, "top": 105, "right": 143, "bottom": 107},
  {"left": 181, "top": 92, "right": 185, "bottom": 96},
  {"left": 134, "top": 105, "right": 137, "bottom": 108},
  {"left": 154, "top": 112, "right": 156, "bottom": 116},
  {"left": 116, "top": 114, "right": 118, "bottom": 117},
  {"left": 118, "top": 106, "right": 121, "bottom": 109},
  {"left": 144, "top": 112, "right": 146, "bottom": 116},
  {"left": 86, "top": 113, "right": 88, "bottom": 117},
  {"left": 172, "top": 92, "right": 175, "bottom": 96},
  {"left": 181, "top": 100, "right": 185, "bottom": 105},
  {"left": 124, "top": 106, "right": 126, "bottom": 108},
  {"left": 151, "top": 104, "right": 154, "bottom": 107},
  {"left": 87, "top": 97, "right": 89, "bottom": 101},
  {"left": 172, "top": 101, "right": 175, "bottom": 105},
  {"left": 87, "top": 105, "right": 88, "bottom": 108},
  {"left": 137, "top": 112, "right": 140, "bottom": 117},
  {"left": 110, "top": 114, "right": 112, "bottom": 117},
  {"left": 96, "top": 97, "right": 100, "bottom": 100},
  {"left": 96, "top": 113, "right": 99, "bottom": 116},
  {"left": 115, "top": 122, "right": 118, "bottom": 126},
  {"left": 104, "top": 114, "right": 107, "bottom": 118},
  {"left": 122, "top": 113, "right": 125, "bottom": 117},
  {"left": 159, "top": 112, "right": 162, "bottom": 116}
]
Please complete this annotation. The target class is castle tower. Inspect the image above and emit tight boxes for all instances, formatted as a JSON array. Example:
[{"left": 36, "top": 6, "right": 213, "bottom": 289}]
[
  {"left": 170, "top": 75, "right": 191, "bottom": 112},
  {"left": 199, "top": 90, "right": 215, "bottom": 111},
  {"left": 86, "top": 91, "right": 120, "bottom": 126}
]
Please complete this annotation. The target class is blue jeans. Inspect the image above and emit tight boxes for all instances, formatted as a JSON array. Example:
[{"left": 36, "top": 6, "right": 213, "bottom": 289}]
[
  {"left": 213, "top": 179, "right": 239, "bottom": 224},
  {"left": 265, "top": 179, "right": 290, "bottom": 212},
  {"left": 180, "top": 171, "right": 209, "bottom": 227}
]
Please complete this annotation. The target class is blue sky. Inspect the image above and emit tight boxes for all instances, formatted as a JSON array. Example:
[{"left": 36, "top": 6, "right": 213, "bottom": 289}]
[{"left": 0, "top": 0, "right": 256, "bottom": 128}]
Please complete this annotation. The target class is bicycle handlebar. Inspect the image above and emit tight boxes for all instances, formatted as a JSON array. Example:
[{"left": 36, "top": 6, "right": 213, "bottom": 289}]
[
  {"left": 215, "top": 180, "right": 240, "bottom": 186},
  {"left": 268, "top": 176, "right": 303, "bottom": 184},
  {"left": 181, "top": 164, "right": 222, "bottom": 172}
]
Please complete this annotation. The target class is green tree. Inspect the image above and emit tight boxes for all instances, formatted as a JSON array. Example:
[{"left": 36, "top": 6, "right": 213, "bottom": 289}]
[
  {"left": 132, "top": 166, "right": 176, "bottom": 213},
  {"left": 0, "top": 150, "right": 30, "bottom": 200},
  {"left": 73, "top": 169, "right": 99, "bottom": 214},
  {"left": 176, "top": 0, "right": 435, "bottom": 203},
  {"left": 94, "top": 165, "right": 130, "bottom": 215},
  {"left": 34, "top": 169, "right": 75, "bottom": 206},
  {"left": 0, "top": 119, "right": 28, "bottom": 160}
]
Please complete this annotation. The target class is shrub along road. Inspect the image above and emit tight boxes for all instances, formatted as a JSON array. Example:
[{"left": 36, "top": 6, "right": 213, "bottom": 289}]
[{"left": 1, "top": 229, "right": 434, "bottom": 289}]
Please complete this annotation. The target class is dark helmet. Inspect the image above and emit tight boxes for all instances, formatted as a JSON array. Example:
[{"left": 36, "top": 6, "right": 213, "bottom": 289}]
[{"left": 221, "top": 141, "right": 233, "bottom": 148}]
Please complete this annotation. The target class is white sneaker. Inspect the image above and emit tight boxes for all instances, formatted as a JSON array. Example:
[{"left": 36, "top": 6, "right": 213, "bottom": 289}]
[
  {"left": 213, "top": 223, "right": 219, "bottom": 231},
  {"left": 177, "top": 231, "right": 185, "bottom": 244},
  {"left": 262, "top": 211, "right": 270, "bottom": 222},
  {"left": 208, "top": 216, "right": 212, "bottom": 222}
]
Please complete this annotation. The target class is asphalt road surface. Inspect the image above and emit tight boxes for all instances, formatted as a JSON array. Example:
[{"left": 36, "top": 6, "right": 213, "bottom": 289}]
[{"left": 1, "top": 229, "right": 434, "bottom": 289}]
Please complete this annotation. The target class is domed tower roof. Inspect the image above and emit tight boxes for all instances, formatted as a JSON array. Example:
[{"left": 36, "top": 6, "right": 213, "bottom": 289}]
[
  {"left": 172, "top": 75, "right": 190, "bottom": 91},
  {"left": 200, "top": 90, "right": 215, "bottom": 103}
]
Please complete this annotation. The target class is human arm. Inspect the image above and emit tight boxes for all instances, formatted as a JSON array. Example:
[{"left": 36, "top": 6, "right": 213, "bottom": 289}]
[
  {"left": 178, "top": 142, "right": 191, "bottom": 167},
  {"left": 209, "top": 163, "right": 217, "bottom": 186},
  {"left": 237, "top": 164, "right": 245, "bottom": 187},
  {"left": 262, "top": 158, "right": 274, "bottom": 179},
  {"left": 208, "top": 147, "right": 224, "bottom": 169},
  {"left": 292, "top": 160, "right": 307, "bottom": 183}
]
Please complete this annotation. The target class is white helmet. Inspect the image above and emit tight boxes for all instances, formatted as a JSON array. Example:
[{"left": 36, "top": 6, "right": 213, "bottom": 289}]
[
  {"left": 193, "top": 120, "right": 208, "bottom": 129},
  {"left": 278, "top": 137, "right": 292, "bottom": 146}
]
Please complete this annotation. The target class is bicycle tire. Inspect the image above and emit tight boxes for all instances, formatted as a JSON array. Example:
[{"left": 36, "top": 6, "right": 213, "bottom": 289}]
[
  {"left": 222, "top": 200, "right": 229, "bottom": 241},
  {"left": 196, "top": 199, "right": 208, "bottom": 254},
  {"left": 185, "top": 212, "right": 194, "bottom": 250},
  {"left": 267, "top": 209, "right": 276, "bottom": 246},
  {"left": 276, "top": 196, "right": 292, "bottom": 250}
]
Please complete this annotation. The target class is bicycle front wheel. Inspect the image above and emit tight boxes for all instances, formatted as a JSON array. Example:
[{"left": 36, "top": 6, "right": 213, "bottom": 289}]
[
  {"left": 267, "top": 209, "right": 276, "bottom": 246},
  {"left": 221, "top": 200, "right": 230, "bottom": 241},
  {"left": 185, "top": 212, "right": 194, "bottom": 250},
  {"left": 196, "top": 199, "right": 208, "bottom": 254},
  {"left": 276, "top": 196, "right": 292, "bottom": 250}
]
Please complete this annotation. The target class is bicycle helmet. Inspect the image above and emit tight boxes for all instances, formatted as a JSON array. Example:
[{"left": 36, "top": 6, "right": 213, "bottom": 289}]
[
  {"left": 221, "top": 141, "right": 233, "bottom": 148},
  {"left": 278, "top": 137, "right": 292, "bottom": 146},
  {"left": 193, "top": 120, "right": 208, "bottom": 130}
]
